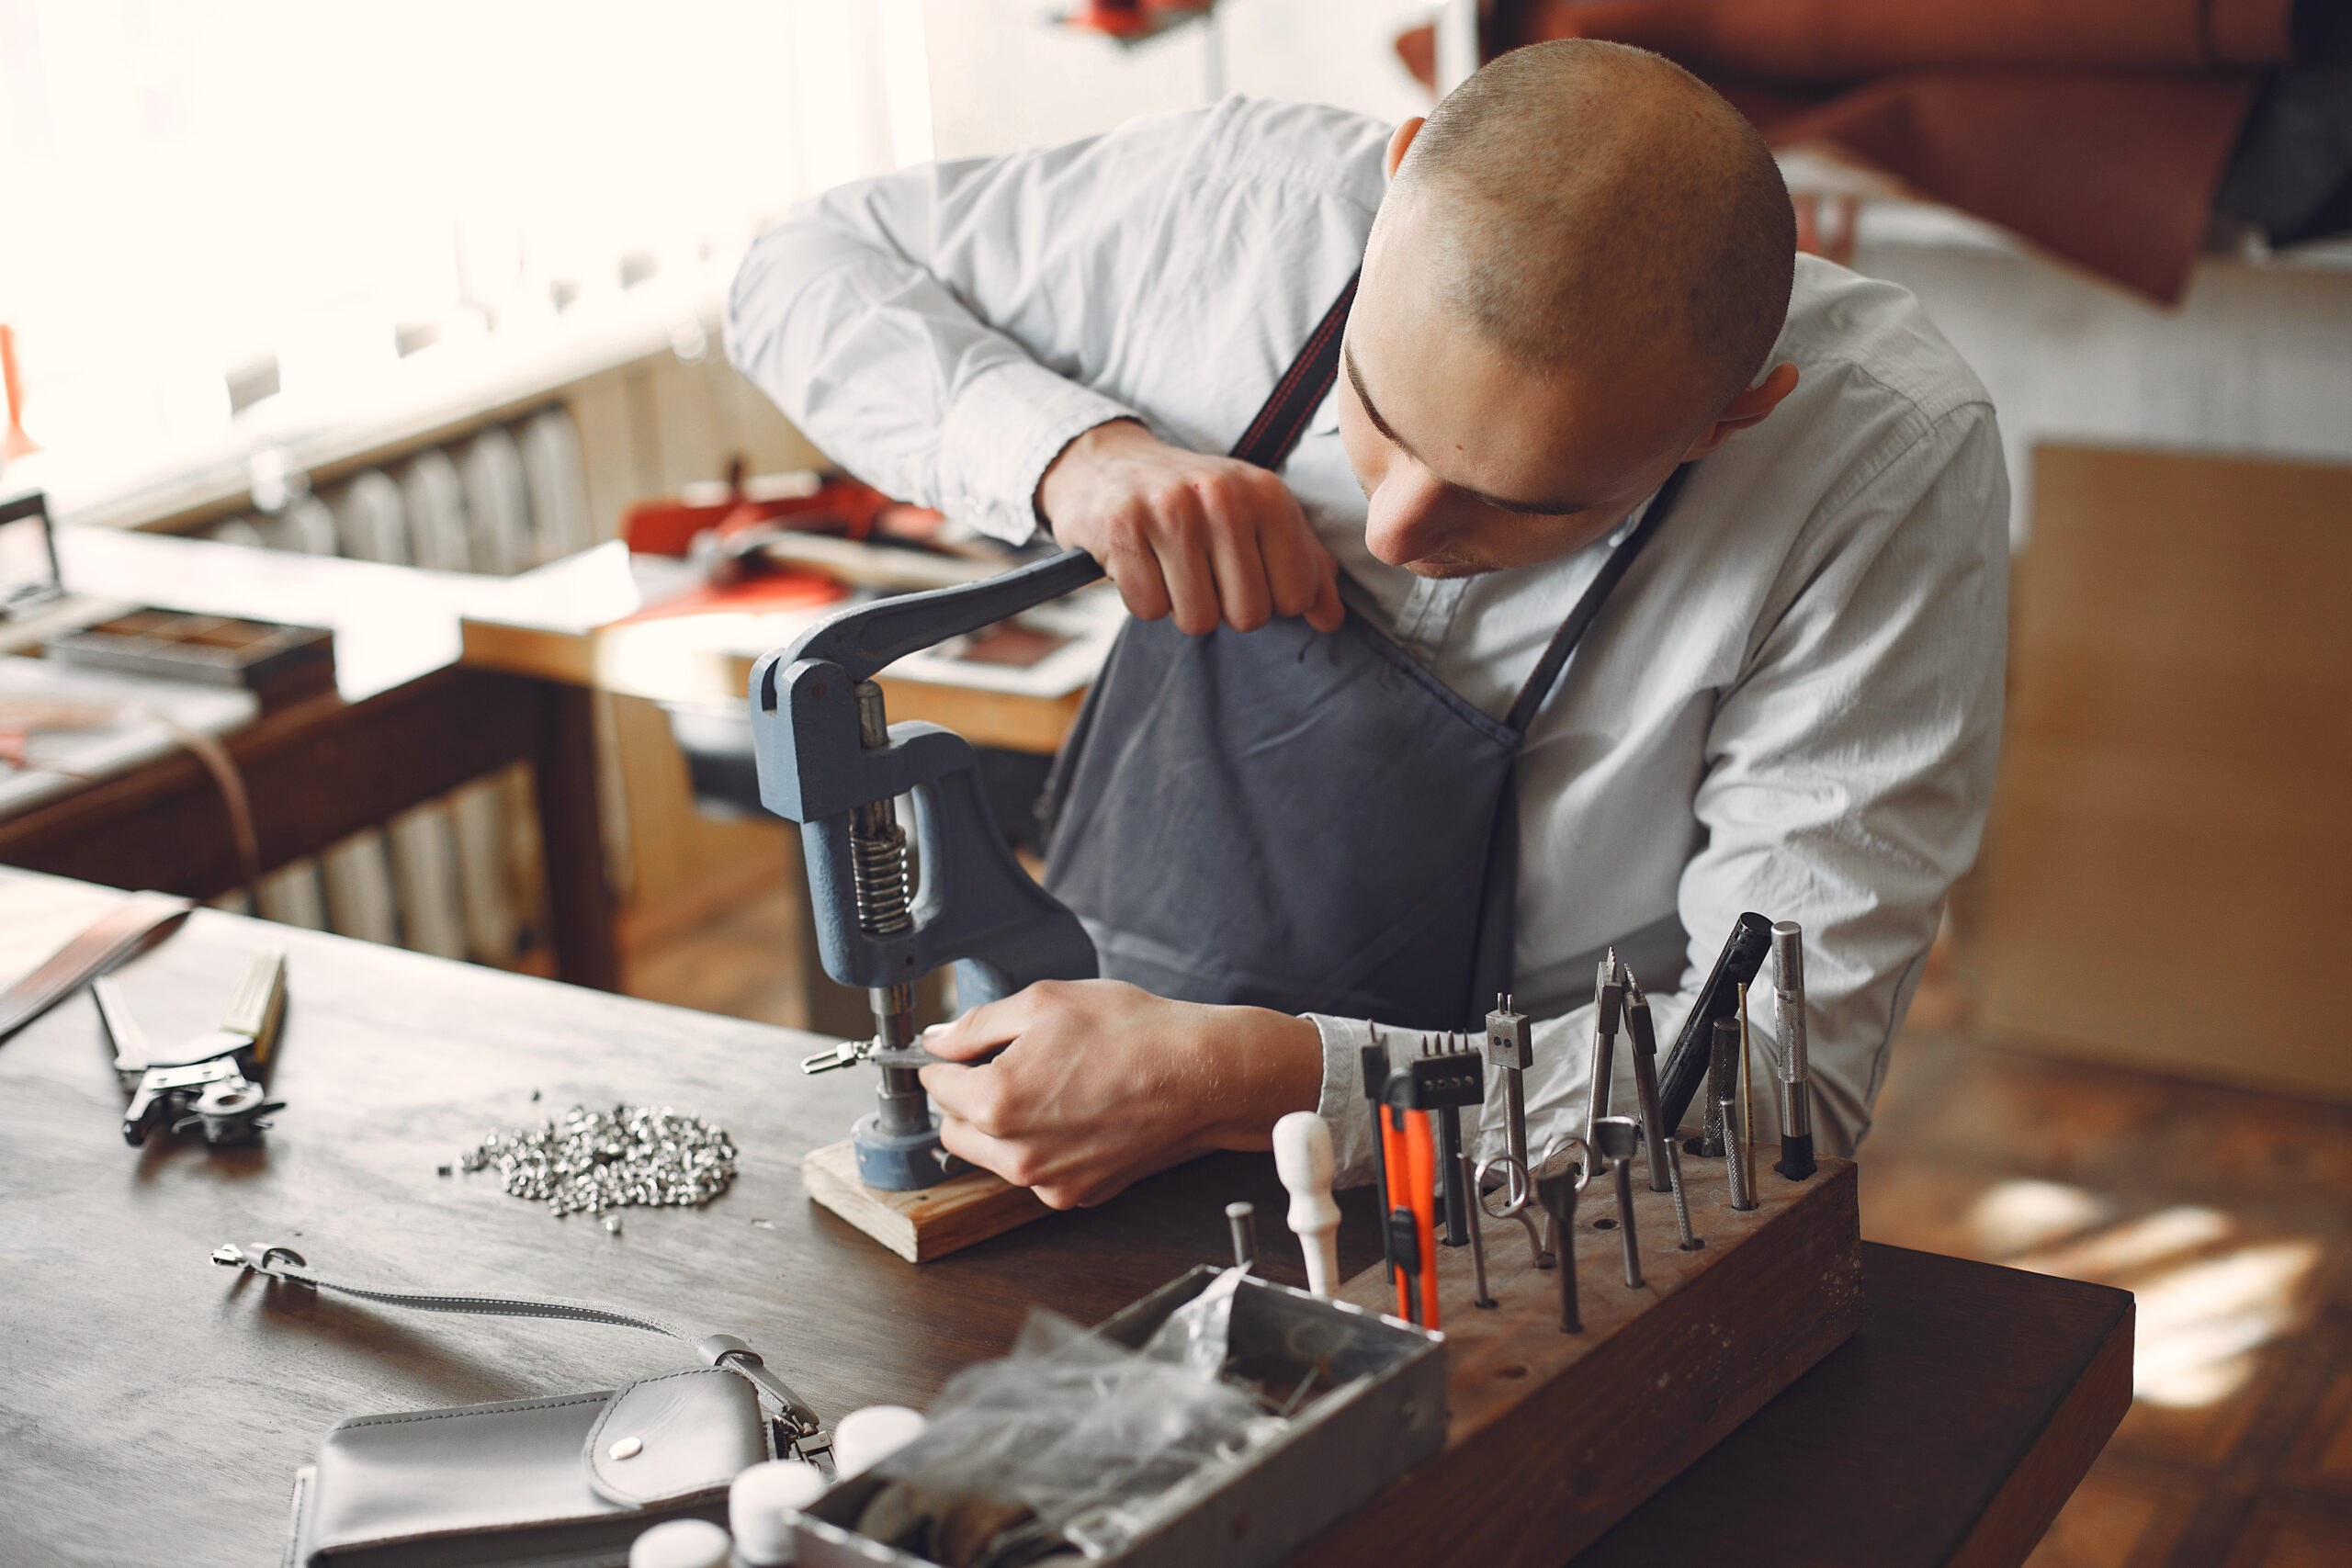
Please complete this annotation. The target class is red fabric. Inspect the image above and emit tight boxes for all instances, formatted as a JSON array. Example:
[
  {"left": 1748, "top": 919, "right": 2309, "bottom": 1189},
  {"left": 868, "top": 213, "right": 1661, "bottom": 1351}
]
[
  {"left": 1394, "top": 1, "right": 2287, "bottom": 302},
  {"left": 1755, "top": 71, "right": 2257, "bottom": 301},
  {"left": 1517, "top": 0, "right": 2295, "bottom": 79},
  {"left": 623, "top": 570, "right": 850, "bottom": 624}
]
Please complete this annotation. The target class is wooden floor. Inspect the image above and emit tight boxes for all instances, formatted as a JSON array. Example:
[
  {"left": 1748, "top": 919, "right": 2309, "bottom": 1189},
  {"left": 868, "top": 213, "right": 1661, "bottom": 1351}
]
[
  {"left": 626, "top": 900, "right": 2352, "bottom": 1567},
  {"left": 1869, "top": 951, "right": 2352, "bottom": 1568}
]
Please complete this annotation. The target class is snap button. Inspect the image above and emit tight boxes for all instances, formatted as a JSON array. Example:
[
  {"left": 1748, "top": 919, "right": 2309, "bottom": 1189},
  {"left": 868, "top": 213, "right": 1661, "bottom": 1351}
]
[{"left": 609, "top": 1436, "right": 644, "bottom": 1460}]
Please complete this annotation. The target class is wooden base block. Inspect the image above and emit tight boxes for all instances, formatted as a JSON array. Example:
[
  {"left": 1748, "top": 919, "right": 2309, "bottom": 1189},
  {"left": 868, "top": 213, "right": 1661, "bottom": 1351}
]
[
  {"left": 802, "top": 1139, "right": 1052, "bottom": 1262},
  {"left": 1294, "top": 1148, "right": 1862, "bottom": 1568}
]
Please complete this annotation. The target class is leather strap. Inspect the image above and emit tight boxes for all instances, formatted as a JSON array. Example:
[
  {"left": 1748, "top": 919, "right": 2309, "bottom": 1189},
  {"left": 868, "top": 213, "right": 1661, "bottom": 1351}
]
[
  {"left": 1230, "top": 272, "right": 1359, "bottom": 472},
  {"left": 1500, "top": 461, "right": 1696, "bottom": 737},
  {"left": 212, "top": 1241, "right": 820, "bottom": 1438},
  {"left": 0, "top": 891, "right": 196, "bottom": 1045}
]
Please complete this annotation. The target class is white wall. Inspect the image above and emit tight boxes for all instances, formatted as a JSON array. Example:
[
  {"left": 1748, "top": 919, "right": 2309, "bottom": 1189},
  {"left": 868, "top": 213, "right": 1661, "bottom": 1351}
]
[
  {"left": 1853, "top": 236, "right": 2352, "bottom": 542},
  {"left": 922, "top": 0, "right": 1431, "bottom": 160}
]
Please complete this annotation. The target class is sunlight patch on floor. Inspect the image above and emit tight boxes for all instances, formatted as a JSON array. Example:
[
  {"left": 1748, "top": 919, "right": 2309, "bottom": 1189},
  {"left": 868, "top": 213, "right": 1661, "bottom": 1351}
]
[{"left": 1961, "top": 1180, "right": 2325, "bottom": 1411}]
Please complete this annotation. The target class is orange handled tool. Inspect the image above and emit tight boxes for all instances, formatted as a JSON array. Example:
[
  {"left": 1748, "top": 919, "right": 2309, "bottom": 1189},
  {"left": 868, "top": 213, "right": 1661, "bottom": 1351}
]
[
  {"left": 1401, "top": 1109, "right": 1440, "bottom": 1329},
  {"left": 1380, "top": 1101, "right": 1415, "bottom": 1320},
  {"left": 1369, "top": 1038, "right": 1444, "bottom": 1331}
]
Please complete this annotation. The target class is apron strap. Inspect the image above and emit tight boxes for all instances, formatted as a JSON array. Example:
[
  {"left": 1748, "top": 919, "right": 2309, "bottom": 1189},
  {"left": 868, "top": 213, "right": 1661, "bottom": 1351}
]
[
  {"left": 1230, "top": 273, "right": 1359, "bottom": 470},
  {"left": 1500, "top": 460, "right": 1696, "bottom": 737},
  {"left": 1216, "top": 265, "right": 1690, "bottom": 743}
]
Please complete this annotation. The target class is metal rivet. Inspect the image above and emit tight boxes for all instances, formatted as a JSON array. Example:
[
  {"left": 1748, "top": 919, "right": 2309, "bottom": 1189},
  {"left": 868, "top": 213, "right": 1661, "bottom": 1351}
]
[{"left": 609, "top": 1437, "right": 643, "bottom": 1460}]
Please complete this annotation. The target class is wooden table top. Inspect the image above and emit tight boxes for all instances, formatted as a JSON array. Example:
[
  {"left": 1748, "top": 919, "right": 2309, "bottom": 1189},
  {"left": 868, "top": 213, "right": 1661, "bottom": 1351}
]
[{"left": 0, "top": 874, "right": 2130, "bottom": 1567}]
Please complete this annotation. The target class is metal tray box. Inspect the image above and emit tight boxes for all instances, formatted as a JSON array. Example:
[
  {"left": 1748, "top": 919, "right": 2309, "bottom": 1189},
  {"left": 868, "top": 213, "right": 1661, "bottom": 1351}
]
[{"left": 792, "top": 1267, "right": 1445, "bottom": 1568}]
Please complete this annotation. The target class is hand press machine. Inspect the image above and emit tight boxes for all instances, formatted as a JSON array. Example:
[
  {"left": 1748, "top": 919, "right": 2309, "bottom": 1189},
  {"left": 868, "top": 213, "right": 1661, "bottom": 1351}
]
[{"left": 747, "top": 548, "right": 1106, "bottom": 1201}]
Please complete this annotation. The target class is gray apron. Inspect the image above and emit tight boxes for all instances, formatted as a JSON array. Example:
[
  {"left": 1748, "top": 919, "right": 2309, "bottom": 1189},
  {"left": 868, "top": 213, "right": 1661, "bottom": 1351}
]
[{"left": 1043, "top": 276, "right": 1691, "bottom": 1031}]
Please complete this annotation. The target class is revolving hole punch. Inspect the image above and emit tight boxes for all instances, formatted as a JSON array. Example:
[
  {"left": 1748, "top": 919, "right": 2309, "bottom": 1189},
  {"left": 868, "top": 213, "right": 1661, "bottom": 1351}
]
[{"left": 96, "top": 950, "right": 288, "bottom": 1146}]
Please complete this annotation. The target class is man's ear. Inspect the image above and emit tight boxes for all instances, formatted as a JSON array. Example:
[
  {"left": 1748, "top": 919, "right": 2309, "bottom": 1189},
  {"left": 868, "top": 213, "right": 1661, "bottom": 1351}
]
[
  {"left": 1385, "top": 117, "right": 1427, "bottom": 181},
  {"left": 1681, "top": 362, "right": 1800, "bottom": 461}
]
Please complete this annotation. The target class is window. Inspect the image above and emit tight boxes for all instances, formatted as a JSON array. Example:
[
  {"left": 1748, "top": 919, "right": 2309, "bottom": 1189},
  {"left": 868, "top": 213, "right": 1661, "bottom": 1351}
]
[{"left": 0, "top": 0, "right": 932, "bottom": 508}]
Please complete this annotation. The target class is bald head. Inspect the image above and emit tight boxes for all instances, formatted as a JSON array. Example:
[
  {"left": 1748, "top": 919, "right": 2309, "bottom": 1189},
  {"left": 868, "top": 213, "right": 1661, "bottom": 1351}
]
[{"left": 1378, "top": 40, "right": 1794, "bottom": 418}]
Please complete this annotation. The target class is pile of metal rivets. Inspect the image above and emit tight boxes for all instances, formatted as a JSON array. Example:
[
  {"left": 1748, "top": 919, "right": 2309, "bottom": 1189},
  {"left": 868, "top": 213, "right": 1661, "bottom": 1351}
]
[{"left": 457, "top": 1103, "right": 738, "bottom": 1217}]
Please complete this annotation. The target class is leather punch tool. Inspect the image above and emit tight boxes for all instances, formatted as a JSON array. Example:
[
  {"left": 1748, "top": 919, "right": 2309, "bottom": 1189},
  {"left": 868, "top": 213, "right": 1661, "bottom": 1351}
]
[
  {"left": 96, "top": 949, "right": 288, "bottom": 1146},
  {"left": 750, "top": 548, "right": 1104, "bottom": 1190}
]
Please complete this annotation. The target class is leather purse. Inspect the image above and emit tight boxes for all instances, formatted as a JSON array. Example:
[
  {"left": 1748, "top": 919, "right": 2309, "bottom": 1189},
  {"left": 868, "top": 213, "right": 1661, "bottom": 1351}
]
[{"left": 212, "top": 1242, "right": 822, "bottom": 1568}]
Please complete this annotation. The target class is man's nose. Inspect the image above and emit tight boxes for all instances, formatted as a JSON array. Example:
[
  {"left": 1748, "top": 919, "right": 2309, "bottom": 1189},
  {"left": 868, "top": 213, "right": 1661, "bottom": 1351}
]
[{"left": 1363, "top": 463, "right": 1451, "bottom": 566}]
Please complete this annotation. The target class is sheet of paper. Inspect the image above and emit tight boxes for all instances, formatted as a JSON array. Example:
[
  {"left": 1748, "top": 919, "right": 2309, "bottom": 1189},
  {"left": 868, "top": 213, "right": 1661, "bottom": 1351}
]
[{"left": 0, "top": 870, "right": 130, "bottom": 995}]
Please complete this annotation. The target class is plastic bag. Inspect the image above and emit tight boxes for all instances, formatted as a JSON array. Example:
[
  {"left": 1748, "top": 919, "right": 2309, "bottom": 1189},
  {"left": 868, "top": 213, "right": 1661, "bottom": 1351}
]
[{"left": 854, "top": 1269, "right": 1286, "bottom": 1566}]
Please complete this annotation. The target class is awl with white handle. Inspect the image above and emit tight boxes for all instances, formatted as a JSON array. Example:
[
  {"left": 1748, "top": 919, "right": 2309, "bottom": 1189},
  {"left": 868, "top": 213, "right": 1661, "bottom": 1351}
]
[{"left": 1273, "top": 1111, "right": 1340, "bottom": 1298}]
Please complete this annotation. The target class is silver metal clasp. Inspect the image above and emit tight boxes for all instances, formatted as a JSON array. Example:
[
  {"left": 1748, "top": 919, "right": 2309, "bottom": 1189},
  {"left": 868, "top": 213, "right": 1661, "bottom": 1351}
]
[{"left": 798, "top": 1038, "right": 874, "bottom": 1075}]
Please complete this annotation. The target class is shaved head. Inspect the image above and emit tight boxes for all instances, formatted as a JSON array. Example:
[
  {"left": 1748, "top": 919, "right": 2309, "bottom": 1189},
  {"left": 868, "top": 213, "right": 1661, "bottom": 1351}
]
[{"left": 1378, "top": 39, "right": 1795, "bottom": 417}]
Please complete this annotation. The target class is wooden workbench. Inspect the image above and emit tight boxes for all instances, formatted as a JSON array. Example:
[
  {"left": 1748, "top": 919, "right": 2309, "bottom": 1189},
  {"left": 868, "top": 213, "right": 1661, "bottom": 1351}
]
[{"left": 0, "top": 871, "right": 2130, "bottom": 1567}]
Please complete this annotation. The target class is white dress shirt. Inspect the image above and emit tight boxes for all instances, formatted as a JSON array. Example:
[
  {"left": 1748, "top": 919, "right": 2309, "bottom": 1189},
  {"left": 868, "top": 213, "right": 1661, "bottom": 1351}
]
[{"left": 728, "top": 96, "right": 2009, "bottom": 1184}]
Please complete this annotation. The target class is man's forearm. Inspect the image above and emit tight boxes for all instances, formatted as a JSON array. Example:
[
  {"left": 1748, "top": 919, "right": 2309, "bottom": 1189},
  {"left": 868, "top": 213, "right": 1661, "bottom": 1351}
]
[{"left": 726, "top": 175, "right": 1137, "bottom": 546}]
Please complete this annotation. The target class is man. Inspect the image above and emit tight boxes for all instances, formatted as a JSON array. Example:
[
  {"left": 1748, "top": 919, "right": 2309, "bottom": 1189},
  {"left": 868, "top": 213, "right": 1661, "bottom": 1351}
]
[{"left": 728, "top": 41, "right": 2006, "bottom": 1209}]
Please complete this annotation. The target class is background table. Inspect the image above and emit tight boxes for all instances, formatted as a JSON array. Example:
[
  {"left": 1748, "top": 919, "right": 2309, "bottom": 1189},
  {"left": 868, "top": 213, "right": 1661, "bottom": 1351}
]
[
  {"left": 0, "top": 528, "right": 620, "bottom": 987},
  {"left": 0, "top": 872, "right": 2129, "bottom": 1567}
]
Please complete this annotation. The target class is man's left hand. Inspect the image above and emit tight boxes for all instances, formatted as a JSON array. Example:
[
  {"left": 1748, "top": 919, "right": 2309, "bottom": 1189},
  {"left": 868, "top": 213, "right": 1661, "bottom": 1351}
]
[{"left": 918, "top": 980, "right": 1323, "bottom": 1209}]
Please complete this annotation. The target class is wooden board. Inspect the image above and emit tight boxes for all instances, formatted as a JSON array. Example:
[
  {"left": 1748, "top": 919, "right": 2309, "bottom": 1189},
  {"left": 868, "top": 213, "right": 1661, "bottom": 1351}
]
[
  {"left": 802, "top": 1137, "right": 1052, "bottom": 1262},
  {"left": 1294, "top": 1149, "right": 1862, "bottom": 1568},
  {"left": 1981, "top": 443, "right": 2352, "bottom": 1100}
]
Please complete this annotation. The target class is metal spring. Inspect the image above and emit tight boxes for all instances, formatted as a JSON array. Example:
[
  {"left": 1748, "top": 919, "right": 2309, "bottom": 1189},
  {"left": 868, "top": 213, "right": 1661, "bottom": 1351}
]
[{"left": 850, "top": 819, "right": 913, "bottom": 937}]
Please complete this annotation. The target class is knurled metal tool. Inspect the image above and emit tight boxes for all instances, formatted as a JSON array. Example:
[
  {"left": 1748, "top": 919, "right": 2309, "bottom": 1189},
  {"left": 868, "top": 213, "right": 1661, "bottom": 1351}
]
[
  {"left": 749, "top": 549, "right": 1105, "bottom": 1190},
  {"left": 1770, "top": 920, "right": 1818, "bottom": 1180},
  {"left": 96, "top": 950, "right": 287, "bottom": 1146}
]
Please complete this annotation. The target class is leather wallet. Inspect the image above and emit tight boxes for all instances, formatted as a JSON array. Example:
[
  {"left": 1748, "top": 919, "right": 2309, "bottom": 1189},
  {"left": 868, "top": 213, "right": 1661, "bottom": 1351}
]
[
  {"left": 211, "top": 1242, "right": 821, "bottom": 1568},
  {"left": 286, "top": 1369, "right": 765, "bottom": 1568}
]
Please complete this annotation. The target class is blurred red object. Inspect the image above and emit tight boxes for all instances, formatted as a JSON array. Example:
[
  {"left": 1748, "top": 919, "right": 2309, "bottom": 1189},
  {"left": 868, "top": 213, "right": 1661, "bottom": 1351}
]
[
  {"left": 623, "top": 469, "right": 899, "bottom": 558},
  {"left": 1063, "top": 0, "right": 1152, "bottom": 38},
  {"left": 623, "top": 569, "right": 851, "bottom": 623},
  {"left": 2, "top": 325, "right": 39, "bottom": 461}
]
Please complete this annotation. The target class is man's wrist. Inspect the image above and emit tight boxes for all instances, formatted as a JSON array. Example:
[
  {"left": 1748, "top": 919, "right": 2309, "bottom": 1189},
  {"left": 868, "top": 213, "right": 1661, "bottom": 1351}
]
[
  {"left": 1034, "top": 416, "right": 1147, "bottom": 531},
  {"left": 1197, "top": 1007, "right": 1323, "bottom": 1151}
]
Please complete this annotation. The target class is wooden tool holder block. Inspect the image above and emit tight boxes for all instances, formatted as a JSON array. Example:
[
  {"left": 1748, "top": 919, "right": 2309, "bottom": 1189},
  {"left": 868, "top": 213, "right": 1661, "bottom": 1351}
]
[
  {"left": 1293, "top": 1148, "right": 1861, "bottom": 1568},
  {"left": 803, "top": 1139, "right": 1050, "bottom": 1262}
]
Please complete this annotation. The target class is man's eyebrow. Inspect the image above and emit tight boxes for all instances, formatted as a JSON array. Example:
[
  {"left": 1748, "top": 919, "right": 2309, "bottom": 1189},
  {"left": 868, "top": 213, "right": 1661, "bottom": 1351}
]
[
  {"left": 1344, "top": 341, "right": 1418, "bottom": 462},
  {"left": 1342, "top": 340, "right": 1590, "bottom": 518}
]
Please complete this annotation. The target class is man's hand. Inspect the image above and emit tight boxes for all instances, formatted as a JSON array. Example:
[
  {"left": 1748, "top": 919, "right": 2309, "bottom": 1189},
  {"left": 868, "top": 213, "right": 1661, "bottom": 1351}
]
[
  {"left": 1037, "top": 420, "right": 1345, "bottom": 637},
  {"left": 918, "top": 979, "right": 1323, "bottom": 1209}
]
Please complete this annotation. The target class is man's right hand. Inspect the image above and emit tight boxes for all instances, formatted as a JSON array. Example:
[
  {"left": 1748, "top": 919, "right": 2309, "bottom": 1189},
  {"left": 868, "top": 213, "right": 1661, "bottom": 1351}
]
[{"left": 1036, "top": 420, "right": 1345, "bottom": 636}]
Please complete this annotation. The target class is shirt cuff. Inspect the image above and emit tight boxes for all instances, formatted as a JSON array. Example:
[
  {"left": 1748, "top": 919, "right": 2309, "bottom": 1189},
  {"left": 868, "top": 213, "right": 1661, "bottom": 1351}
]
[
  {"left": 1306, "top": 1013, "right": 1382, "bottom": 1190},
  {"left": 936, "top": 358, "right": 1138, "bottom": 547}
]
